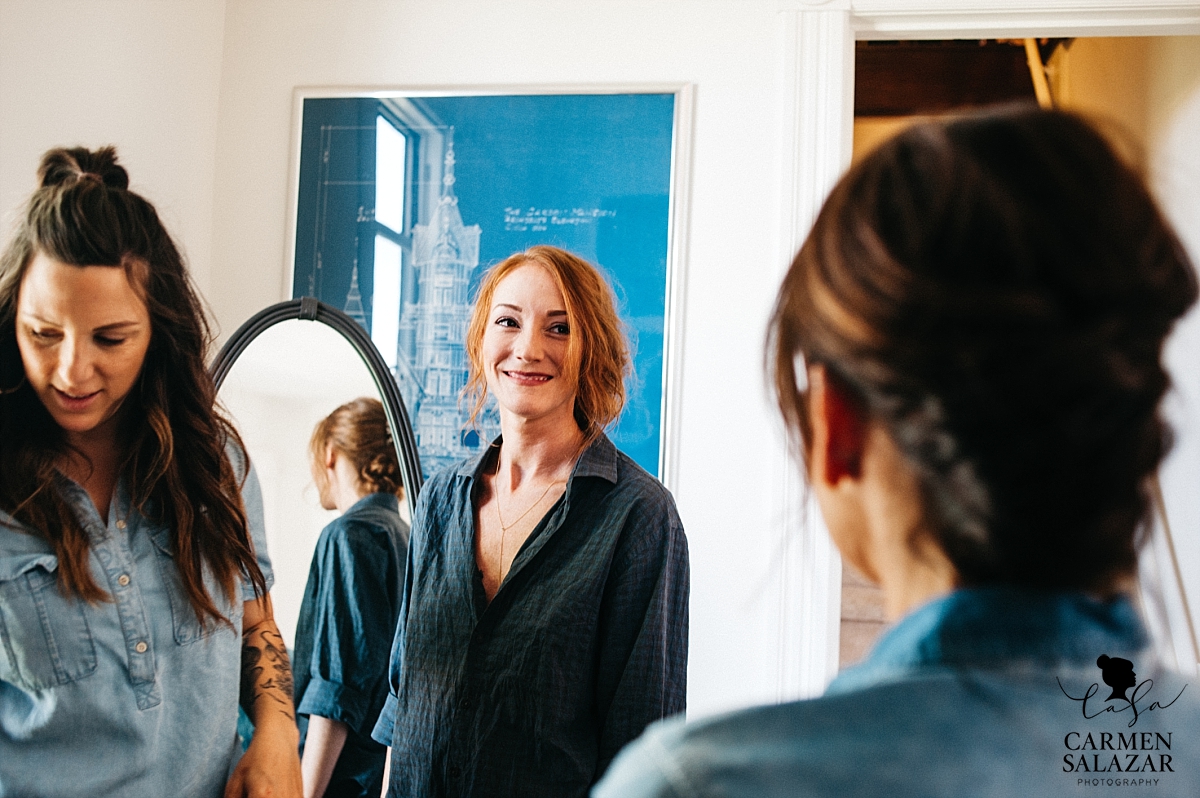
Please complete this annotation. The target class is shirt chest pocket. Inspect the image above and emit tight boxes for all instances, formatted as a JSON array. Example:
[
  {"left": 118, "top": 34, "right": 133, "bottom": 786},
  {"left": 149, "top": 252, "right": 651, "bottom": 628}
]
[
  {"left": 0, "top": 553, "right": 98, "bottom": 690},
  {"left": 148, "top": 528, "right": 242, "bottom": 645}
]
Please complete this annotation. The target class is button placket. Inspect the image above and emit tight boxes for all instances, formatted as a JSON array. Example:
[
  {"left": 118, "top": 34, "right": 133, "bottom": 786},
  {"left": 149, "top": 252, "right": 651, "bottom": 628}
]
[{"left": 97, "top": 512, "right": 161, "bottom": 709}]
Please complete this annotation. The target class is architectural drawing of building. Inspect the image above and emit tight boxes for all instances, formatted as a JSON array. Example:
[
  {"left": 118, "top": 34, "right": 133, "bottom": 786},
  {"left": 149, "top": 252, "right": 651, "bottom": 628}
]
[
  {"left": 342, "top": 263, "right": 368, "bottom": 328},
  {"left": 394, "top": 140, "right": 496, "bottom": 475}
]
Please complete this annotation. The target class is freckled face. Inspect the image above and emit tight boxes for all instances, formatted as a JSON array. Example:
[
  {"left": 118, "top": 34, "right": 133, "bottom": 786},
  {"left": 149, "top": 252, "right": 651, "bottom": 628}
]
[
  {"left": 481, "top": 264, "right": 577, "bottom": 426},
  {"left": 15, "top": 253, "right": 151, "bottom": 442}
]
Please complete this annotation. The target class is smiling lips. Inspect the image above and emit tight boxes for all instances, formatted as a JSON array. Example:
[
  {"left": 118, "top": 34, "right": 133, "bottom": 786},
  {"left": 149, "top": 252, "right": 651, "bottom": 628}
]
[
  {"left": 503, "top": 370, "right": 553, "bottom": 386},
  {"left": 53, "top": 387, "right": 102, "bottom": 411}
]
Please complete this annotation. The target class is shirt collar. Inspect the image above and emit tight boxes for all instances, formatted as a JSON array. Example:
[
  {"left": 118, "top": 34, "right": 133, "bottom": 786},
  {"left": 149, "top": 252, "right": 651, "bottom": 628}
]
[
  {"left": 456, "top": 432, "right": 620, "bottom": 486},
  {"left": 345, "top": 491, "right": 400, "bottom": 515},
  {"left": 827, "top": 587, "right": 1149, "bottom": 696}
]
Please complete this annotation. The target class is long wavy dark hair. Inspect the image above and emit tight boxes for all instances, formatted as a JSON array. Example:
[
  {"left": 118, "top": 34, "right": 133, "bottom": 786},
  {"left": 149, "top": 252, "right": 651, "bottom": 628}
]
[
  {"left": 0, "top": 146, "right": 265, "bottom": 624},
  {"left": 769, "top": 107, "right": 1198, "bottom": 593}
]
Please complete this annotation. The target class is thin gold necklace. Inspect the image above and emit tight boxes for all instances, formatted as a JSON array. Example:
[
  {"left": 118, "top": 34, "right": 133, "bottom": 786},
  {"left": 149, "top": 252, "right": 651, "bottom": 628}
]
[
  {"left": 494, "top": 475, "right": 563, "bottom": 586},
  {"left": 489, "top": 438, "right": 585, "bottom": 589},
  {"left": 495, "top": 477, "right": 561, "bottom": 535}
]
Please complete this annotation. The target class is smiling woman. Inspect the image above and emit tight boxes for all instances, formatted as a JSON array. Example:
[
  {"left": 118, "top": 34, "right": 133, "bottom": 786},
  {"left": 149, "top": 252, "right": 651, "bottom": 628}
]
[
  {"left": 0, "top": 147, "right": 302, "bottom": 797},
  {"left": 371, "top": 245, "right": 689, "bottom": 798}
]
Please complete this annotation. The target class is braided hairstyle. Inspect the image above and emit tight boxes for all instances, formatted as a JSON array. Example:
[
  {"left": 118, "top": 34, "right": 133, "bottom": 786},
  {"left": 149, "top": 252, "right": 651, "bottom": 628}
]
[
  {"left": 769, "top": 107, "right": 1197, "bottom": 593},
  {"left": 310, "top": 397, "right": 404, "bottom": 498},
  {"left": 0, "top": 146, "right": 266, "bottom": 622}
]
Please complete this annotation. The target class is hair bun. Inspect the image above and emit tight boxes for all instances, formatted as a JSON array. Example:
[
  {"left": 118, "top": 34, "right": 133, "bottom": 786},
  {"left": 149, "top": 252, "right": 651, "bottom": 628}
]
[{"left": 38, "top": 146, "right": 129, "bottom": 190}]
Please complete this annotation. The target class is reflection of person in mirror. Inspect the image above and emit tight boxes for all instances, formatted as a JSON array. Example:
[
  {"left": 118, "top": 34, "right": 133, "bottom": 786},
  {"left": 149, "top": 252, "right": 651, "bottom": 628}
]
[
  {"left": 595, "top": 107, "right": 1200, "bottom": 797},
  {"left": 294, "top": 397, "right": 408, "bottom": 798},
  {"left": 0, "top": 147, "right": 302, "bottom": 796},
  {"left": 371, "top": 245, "right": 689, "bottom": 798}
]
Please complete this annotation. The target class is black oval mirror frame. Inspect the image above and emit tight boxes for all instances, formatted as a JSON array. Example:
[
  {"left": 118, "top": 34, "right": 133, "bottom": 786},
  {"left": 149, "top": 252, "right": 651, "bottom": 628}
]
[{"left": 210, "top": 297, "right": 423, "bottom": 516}]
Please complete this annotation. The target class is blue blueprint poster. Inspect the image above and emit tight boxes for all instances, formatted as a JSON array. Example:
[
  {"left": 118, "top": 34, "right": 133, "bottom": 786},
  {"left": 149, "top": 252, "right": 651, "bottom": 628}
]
[{"left": 292, "top": 93, "right": 676, "bottom": 479}]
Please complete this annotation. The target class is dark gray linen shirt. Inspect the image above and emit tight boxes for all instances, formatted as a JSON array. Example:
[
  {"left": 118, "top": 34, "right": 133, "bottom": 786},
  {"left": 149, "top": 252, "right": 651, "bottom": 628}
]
[{"left": 372, "top": 433, "right": 689, "bottom": 798}]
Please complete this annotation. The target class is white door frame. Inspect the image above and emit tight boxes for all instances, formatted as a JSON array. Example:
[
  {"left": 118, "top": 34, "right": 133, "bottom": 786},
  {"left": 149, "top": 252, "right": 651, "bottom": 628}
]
[{"left": 775, "top": 0, "right": 1200, "bottom": 700}]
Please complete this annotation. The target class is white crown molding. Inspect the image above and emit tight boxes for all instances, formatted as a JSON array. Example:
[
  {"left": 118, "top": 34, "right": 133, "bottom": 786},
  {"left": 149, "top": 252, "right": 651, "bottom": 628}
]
[{"left": 776, "top": 0, "right": 1200, "bottom": 38}]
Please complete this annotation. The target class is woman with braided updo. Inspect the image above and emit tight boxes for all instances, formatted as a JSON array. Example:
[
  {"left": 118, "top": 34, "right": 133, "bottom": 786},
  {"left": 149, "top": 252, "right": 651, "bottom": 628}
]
[
  {"left": 294, "top": 397, "right": 408, "bottom": 798},
  {"left": 0, "top": 147, "right": 301, "bottom": 796},
  {"left": 597, "top": 107, "right": 1200, "bottom": 797}
]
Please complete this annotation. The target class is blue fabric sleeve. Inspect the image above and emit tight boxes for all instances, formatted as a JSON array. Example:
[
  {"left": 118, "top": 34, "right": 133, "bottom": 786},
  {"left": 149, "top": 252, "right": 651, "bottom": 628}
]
[
  {"left": 370, "top": 479, "right": 433, "bottom": 746},
  {"left": 296, "top": 675, "right": 370, "bottom": 729},
  {"left": 296, "top": 520, "right": 395, "bottom": 734},
  {"left": 239, "top": 462, "right": 274, "bottom": 601},
  {"left": 372, "top": 692, "right": 400, "bottom": 747},
  {"left": 593, "top": 489, "right": 690, "bottom": 778}
]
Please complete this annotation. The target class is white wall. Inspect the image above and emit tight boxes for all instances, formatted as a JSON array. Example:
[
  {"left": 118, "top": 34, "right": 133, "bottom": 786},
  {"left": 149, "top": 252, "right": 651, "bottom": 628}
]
[{"left": 0, "top": 0, "right": 227, "bottom": 294}]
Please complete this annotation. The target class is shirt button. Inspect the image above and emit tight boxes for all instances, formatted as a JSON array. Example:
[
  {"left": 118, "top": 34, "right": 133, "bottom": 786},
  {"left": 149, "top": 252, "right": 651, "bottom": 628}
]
[
  {"left": 135, "top": 641, "right": 148, "bottom": 654},
  {"left": 117, "top": 574, "right": 131, "bottom": 587},
  {"left": 116, "top": 520, "right": 127, "bottom": 530}
]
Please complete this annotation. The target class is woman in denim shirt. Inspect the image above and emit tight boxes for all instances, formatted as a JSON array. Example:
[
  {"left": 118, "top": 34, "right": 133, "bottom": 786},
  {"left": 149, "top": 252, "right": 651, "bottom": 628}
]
[
  {"left": 597, "top": 108, "right": 1200, "bottom": 797},
  {"left": 0, "top": 148, "right": 302, "bottom": 797},
  {"left": 294, "top": 398, "right": 408, "bottom": 797},
  {"left": 372, "top": 246, "right": 689, "bottom": 797}
]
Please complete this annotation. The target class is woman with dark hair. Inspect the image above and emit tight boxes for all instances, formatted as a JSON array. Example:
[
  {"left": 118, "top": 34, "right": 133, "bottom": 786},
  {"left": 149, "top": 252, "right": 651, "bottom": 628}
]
[
  {"left": 596, "top": 107, "right": 1200, "bottom": 796},
  {"left": 371, "top": 245, "right": 689, "bottom": 797},
  {"left": 0, "top": 147, "right": 301, "bottom": 797},
  {"left": 294, "top": 397, "right": 408, "bottom": 798}
]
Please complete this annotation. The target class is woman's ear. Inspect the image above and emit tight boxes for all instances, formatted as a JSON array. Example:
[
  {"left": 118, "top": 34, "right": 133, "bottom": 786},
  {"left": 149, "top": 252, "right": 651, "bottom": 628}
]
[
  {"left": 807, "top": 364, "right": 866, "bottom": 487},
  {"left": 323, "top": 444, "right": 338, "bottom": 471}
]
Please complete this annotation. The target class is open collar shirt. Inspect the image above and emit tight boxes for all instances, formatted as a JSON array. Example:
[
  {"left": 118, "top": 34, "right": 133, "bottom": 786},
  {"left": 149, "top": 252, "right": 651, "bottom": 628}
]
[{"left": 372, "top": 433, "right": 689, "bottom": 798}]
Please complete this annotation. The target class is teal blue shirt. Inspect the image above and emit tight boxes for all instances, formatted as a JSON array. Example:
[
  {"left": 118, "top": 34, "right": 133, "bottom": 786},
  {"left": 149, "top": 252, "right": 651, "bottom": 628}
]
[
  {"left": 596, "top": 588, "right": 1200, "bottom": 798},
  {"left": 0, "top": 466, "right": 273, "bottom": 797},
  {"left": 294, "top": 491, "right": 408, "bottom": 798}
]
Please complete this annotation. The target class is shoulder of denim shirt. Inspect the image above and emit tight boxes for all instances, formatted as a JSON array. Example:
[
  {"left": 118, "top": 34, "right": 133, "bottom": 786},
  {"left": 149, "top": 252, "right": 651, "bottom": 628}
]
[
  {"left": 593, "top": 713, "right": 692, "bottom": 798},
  {"left": 0, "top": 510, "right": 54, "bottom": 563},
  {"left": 596, "top": 691, "right": 891, "bottom": 798}
]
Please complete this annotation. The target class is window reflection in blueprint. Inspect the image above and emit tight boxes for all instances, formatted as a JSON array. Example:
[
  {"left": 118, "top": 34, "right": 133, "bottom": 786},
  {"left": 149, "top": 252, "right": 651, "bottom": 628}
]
[{"left": 293, "top": 93, "right": 675, "bottom": 479}]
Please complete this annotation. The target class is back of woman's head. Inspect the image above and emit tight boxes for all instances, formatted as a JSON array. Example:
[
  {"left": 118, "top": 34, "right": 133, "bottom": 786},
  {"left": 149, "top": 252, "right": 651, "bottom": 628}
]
[
  {"left": 769, "top": 106, "right": 1197, "bottom": 593},
  {"left": 311, "top": 397, "right": 404, "bottom": 497},
  {"left": 0, "top": 146, "right": 263, "bottom": 620}
]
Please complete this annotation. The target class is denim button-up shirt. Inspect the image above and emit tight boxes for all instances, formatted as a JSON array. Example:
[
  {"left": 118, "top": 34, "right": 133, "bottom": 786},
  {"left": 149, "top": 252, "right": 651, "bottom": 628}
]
[
  {"left": 372, "top": 434, "right": 690, "bottom": 798},
  {"left": 597, "top": 588, "right": 1200, "bottom": 797},
  {"left": 0, "top": 467, "right": 273, "bottom": 798},
  {"left": 294, "top": 491, "right": 408, "bottom": 797}
]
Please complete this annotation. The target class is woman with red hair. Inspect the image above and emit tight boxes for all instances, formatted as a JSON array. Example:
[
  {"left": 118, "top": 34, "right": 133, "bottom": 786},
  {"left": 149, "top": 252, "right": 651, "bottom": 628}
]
[{"left": 372, "top": 246, "right": 689, "bottom": 798}]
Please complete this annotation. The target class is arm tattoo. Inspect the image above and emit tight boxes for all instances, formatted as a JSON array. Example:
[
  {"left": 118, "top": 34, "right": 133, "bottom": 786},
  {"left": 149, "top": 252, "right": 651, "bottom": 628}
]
[{"left": 240, "top": 627, "right": 296, "bottom": 720}]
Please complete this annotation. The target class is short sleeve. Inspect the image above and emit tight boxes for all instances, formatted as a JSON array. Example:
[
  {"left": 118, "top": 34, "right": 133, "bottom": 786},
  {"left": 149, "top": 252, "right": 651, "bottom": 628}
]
[{"left": 239, "top": 460, "right": 275, "bottom": 600}]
